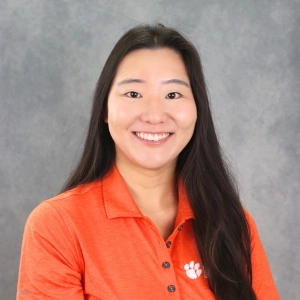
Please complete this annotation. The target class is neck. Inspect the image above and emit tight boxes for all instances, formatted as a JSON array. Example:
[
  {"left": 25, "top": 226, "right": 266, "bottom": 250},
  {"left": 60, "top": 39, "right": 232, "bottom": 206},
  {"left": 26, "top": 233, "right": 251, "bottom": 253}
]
[{"left": 115, "top": 159, "right": 178, "bottom": 213}]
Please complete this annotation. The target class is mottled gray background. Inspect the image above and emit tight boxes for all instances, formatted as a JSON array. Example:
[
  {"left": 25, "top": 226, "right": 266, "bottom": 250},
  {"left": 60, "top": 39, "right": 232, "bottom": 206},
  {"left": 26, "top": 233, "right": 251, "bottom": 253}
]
[{"left": 1, "top": 0, "right": 299, "bottom": 299}]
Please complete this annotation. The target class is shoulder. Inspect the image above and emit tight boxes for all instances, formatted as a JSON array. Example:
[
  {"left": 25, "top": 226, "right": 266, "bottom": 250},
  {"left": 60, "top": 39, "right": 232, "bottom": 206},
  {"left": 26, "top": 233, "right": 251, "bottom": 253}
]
[
  {"left": 25, "top": 180, "right": 105, "bottom": 235},
  {"left": 243, "top": 209, "right": 269, "bottom": 259},
  {"left": 49, "top": 179, "right": 103, "bottom": 206},
  {"left": 50, "top": 180, "right": 103, "bottom": 213},
  {"left": 243, "top": 213, "right": 280, "bottom": 298},
  {"left": 243, "top": 209, "right": 259, "bottom": 237},
  {"left": 243, "top": 209, "right": 265, "bottom": 251}
]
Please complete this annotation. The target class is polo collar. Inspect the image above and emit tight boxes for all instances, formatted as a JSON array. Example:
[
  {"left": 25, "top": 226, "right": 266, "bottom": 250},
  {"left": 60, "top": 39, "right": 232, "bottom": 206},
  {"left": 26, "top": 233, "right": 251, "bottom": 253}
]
[
  {"left": 103, "top": 165, "right": 142, "bottom": 219},
  {"left": 102, "top": 165, "right": 194, "bottom": 221}
]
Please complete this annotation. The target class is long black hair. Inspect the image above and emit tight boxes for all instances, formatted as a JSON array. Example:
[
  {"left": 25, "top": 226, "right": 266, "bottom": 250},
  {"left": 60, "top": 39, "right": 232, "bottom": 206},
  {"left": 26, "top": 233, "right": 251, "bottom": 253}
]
[{"left": 62, "top": 24, "right": 256, "bottom": 300}]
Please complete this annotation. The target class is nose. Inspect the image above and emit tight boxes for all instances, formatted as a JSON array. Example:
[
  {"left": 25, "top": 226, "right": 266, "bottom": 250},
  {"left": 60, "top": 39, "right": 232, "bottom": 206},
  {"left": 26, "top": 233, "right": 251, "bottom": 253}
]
[{"left": 139, "top": 96, "right": 168, "bottom": 124}]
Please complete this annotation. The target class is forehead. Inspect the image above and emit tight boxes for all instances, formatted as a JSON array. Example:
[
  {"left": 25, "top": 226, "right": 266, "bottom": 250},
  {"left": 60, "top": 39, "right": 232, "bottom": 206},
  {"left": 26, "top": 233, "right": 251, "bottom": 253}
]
[{"left": 114, "top": 48, "right": 189, "bottom": 80}]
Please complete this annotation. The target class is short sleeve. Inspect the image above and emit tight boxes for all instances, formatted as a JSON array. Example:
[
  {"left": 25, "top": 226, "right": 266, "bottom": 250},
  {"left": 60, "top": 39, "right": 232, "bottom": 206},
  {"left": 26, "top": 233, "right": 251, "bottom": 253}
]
[
  {"left": 17, "top": 201, "right": 85, "bottom": 300},
  {"left": 245, "top": 211, "right": 281, "bottom": 300}
]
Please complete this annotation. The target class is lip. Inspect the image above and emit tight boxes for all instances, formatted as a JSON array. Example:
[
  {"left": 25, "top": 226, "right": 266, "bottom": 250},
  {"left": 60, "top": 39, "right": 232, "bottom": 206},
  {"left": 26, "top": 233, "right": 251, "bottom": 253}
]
[{"left": 133, "top": 131, "right": 173, "bottom": 144}]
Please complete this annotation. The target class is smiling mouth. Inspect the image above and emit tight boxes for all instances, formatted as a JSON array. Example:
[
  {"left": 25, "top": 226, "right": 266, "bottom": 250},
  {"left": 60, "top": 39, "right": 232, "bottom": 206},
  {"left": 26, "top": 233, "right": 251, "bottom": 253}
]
[{"left": 135, "top": 132, "right": 170, "bottom": 141}]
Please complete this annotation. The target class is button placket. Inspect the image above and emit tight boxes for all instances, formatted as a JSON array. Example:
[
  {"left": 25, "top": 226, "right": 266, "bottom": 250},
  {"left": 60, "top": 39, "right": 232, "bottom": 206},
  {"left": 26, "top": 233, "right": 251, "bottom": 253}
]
[
  {"left": 158, "top": 242, "right": 177, "bottom": 295},
  {"left": 141, "top": 217, "right": 181, "bottom": 297},
  {"left": 153, "top": 222, "right": 186, "bottom": 297},
  {"left": 163, "top": 223, "right": 185, "bottom": 294}
]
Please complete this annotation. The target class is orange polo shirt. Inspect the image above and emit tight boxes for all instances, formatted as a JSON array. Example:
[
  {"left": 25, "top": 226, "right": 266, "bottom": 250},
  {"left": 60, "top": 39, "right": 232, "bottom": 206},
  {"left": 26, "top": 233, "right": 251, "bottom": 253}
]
[{"left": 17, "top": 165, "right": 280, "bottom": 299}]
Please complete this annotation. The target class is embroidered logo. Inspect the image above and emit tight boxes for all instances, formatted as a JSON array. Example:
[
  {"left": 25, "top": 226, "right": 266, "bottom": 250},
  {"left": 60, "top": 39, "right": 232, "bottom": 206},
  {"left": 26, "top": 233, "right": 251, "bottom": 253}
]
[{"left": 184, "top": 261, "right": 202, "bottom": 279}]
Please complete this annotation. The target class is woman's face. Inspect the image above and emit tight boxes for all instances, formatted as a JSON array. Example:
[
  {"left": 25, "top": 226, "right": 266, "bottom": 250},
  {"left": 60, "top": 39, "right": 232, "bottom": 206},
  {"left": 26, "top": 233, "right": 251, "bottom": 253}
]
[{"left": 106, "top": 48, "right": 197, "bottom": 172}]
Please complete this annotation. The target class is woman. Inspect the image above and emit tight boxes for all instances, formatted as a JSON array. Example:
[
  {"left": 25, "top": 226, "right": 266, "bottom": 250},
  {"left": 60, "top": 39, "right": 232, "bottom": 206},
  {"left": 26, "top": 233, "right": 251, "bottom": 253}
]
[{"left": 17, "top": 24, "right": 280, "bottom": 299}]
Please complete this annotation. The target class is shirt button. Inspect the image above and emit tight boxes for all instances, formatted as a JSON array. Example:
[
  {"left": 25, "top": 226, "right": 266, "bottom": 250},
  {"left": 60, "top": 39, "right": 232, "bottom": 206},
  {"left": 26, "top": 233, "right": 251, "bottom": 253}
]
[
  {"left": 178, "top": 225, "right": 184, "bottom": 231},
  {"left": 168, "top": 285, "right": 176, "bottom": 292},
  {"left": 162, "top": 261, "right": 170, "bottom": 268},
  {"left": 166, "top": 241, "right": 172, "bottom": 248}
]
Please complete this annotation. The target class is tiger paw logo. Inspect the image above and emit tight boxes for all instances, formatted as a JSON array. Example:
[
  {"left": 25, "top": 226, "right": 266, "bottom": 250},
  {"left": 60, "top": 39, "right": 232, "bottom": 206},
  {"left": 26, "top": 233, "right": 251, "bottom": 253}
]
[{"left": 184, "top": 261, "right": 202, "bottom": 279}]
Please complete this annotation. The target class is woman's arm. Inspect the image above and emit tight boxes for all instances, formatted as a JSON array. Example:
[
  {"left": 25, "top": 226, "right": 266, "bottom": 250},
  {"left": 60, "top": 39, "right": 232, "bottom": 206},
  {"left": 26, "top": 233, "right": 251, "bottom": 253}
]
[
  {"left": 17, "top": 201, "right": 85, "bottom": 300},
  {"left": 245, "top": 211, "right": 281, "bottom": 299}
]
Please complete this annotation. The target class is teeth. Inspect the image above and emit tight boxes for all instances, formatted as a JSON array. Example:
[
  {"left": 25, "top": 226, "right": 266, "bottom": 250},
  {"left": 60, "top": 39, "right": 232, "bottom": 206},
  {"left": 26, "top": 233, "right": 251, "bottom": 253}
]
[{"left": 136, "top": 132, "right": 170, "bottom": 141}]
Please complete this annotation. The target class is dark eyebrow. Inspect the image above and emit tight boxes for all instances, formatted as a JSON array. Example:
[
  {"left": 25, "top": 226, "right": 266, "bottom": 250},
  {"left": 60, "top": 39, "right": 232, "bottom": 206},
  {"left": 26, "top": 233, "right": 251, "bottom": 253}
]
[
  {"left": 116, "top": 78, "right": 190, "bottom": 88},
  {"left": 117, "top": 78, "right": 145, "bottom": 86},
  {"left": 161, "top": 79, "right": 190, "bottom": 88}
]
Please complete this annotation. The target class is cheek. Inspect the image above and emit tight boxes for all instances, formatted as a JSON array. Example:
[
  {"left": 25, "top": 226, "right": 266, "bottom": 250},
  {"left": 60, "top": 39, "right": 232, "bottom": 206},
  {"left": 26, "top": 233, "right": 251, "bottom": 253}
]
[
  {"left": 107, "top": 101, "right": 136, "bottom": 130},
  {"left": 109, "top": 109, "right": 127, "bottom": 122},
  {"left": 175, "top": 103, "right": 197, "bottom": 130}
]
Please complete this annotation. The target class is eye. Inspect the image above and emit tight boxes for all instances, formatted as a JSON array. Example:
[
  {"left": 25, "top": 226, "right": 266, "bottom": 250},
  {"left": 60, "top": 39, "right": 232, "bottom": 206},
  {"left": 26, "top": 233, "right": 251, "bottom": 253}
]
[
  {"left": 125, "top": 91, "right": 142, "bottom": 98},
  {"left": 166, "top": 92, "right": 181, "bottom": 99}
]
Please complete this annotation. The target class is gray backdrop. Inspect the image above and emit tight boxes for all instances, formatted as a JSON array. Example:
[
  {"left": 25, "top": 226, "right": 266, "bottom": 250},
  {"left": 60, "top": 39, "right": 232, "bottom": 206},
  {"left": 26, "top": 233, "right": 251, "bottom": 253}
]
[{"left": 1, "top": 0, "right": 299, "bottom": 299}]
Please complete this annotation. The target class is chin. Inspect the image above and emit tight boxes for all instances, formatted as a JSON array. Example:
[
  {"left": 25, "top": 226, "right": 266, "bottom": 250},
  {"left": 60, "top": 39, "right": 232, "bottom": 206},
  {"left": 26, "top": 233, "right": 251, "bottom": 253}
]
[{"left": 133, "top": 159, "right": 176, "bottom": 171}]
